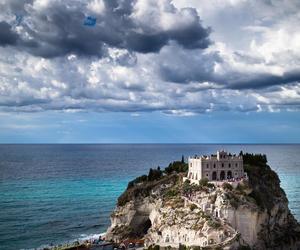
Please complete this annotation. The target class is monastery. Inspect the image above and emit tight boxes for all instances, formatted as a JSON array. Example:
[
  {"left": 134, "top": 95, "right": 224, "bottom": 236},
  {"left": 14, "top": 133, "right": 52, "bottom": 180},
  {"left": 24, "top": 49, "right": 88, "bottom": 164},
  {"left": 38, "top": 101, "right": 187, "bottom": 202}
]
[{"left": 185, "top": 150, "right": 244, "bottom": 183}]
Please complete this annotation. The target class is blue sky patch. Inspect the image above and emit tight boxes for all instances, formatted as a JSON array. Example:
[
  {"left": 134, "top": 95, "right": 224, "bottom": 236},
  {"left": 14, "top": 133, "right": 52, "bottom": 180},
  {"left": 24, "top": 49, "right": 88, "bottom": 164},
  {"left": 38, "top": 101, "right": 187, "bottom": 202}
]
[{"left": 83, "top": 16, "right": 97, "bottom": 27}]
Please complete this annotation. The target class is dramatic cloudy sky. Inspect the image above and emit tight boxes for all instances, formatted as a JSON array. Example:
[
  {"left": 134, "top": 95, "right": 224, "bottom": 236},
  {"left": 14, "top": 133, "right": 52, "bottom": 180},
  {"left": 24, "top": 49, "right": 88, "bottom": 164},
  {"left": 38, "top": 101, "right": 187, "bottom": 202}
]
[{"left": 0, "top": 0, "right": 300, "bottom": 143}]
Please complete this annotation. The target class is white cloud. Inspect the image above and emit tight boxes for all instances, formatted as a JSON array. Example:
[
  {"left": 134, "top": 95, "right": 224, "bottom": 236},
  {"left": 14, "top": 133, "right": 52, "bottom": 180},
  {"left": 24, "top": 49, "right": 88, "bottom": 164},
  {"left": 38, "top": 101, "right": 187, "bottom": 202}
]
[{"left": 87, "top": 0, "right": 105, "bottom": 15}]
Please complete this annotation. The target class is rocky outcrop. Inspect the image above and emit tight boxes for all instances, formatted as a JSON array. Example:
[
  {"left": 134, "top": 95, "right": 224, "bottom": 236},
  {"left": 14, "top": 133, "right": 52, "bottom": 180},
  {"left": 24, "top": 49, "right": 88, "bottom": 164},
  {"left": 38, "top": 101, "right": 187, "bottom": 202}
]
[{"left": 106, "top": 156, "right": 300, "bottom": 249}]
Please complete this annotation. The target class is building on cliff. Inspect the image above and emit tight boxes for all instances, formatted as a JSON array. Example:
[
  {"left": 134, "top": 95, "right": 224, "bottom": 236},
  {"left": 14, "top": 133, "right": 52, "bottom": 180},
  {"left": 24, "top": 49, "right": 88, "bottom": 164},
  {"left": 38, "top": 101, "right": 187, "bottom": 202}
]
[{"left": 185, "top": 150, "right": 244, "bottom": 183}]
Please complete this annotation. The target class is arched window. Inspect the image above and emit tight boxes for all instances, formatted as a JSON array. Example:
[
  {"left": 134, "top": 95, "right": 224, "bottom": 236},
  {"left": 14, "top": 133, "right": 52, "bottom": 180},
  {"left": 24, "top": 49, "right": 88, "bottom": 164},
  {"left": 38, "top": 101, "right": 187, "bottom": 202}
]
[
  {"left": 212, "top": 171, "right": 217, "bottom": 180},
  {"left": 213, "top": 164, "right": 216, "bottom": 168},
  {"left": 222, "top": 163, "right": 224, "bottom": 168},
  {"left": 229, "top": 163, "right": 231, "bottom": 168},
  {"left": 227, "top": 171, "right": 232, "bottom": 179},
  {"left": 220, "top": 171, "right": 225, "bottom": 180}
]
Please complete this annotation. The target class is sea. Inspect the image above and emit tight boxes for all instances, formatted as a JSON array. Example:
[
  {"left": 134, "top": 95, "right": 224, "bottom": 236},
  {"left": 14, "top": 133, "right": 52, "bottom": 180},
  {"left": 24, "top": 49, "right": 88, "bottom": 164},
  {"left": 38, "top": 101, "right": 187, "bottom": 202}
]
[{"left": 0, "top": 144, "right": 299, "bottom": 250}]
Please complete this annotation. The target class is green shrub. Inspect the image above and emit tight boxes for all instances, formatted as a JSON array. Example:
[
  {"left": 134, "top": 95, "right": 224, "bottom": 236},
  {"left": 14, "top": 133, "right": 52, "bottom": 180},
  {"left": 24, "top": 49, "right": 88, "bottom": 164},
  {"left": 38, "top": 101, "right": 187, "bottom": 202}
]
[
  {"left": 118, "top": 174, "right": 178, "bottom": 206},
  {"left": 241, "top": 152, "right": 267, "bottom": 166},
  {"left": 183, "top": 181, "right": 193, "bottom": 196},
  {"left": 222, "top": 182, "right": 233, "bottom": 191},
  {"left": 165, "top": 161, "right": 188, "bottom": 174},
  {"left": 207, "top": 219, "right": 221, "bottom": 229},
  {"left": 165, "top": 188, "right": 179, "bottom": 198},
  {"left": 148, "top": 167, "right": 163, "bottom": 181},
  {"left": 199, "top": 178, "right": 209, "bottom": 187},
  {"left": 243, "top": 154, "right": 283, "bottom": 211},
  {"left": 127, "top": 174, "right": 148, "bottom": 189}
]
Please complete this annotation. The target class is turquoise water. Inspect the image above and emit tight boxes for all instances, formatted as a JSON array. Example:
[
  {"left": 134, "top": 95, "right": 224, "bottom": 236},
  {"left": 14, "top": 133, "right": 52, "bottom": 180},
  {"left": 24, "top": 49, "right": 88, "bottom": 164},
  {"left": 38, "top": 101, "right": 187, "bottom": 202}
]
[{"left": 0, "top": 144, "right": 299, "bottom": 250}]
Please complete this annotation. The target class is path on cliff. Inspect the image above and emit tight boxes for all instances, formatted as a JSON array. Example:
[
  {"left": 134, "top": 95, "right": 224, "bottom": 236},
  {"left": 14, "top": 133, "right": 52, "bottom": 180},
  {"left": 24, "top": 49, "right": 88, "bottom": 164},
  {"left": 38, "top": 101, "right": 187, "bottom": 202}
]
[{"left": 182, "top": 195, "right": 239, "bottom": 247}]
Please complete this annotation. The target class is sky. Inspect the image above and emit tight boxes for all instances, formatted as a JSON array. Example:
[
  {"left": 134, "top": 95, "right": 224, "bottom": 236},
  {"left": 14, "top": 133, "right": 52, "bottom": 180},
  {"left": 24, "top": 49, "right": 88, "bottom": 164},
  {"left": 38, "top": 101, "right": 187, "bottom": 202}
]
[{"left": 0, "top": 0, "right": 300, "bottom": 143}]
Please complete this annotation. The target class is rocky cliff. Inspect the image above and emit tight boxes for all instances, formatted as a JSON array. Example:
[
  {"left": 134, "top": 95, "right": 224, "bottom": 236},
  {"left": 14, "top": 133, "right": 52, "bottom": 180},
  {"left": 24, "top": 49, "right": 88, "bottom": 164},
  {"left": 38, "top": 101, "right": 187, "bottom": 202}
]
[{"left": 106, "top": 155, "right": 300, "bottom": 249}]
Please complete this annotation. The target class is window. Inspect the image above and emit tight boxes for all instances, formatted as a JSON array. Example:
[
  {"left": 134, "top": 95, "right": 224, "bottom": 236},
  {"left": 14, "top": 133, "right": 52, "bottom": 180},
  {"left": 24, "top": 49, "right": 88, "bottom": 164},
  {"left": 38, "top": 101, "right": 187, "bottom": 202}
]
[
  {"left": 235, "top": 163, "right": 237, "bottom": 167},
  {"left": 213, "top": 164, "right": 216, "bottom": 168},
  {"left": 229, "top": 163, "right": 231, "bottom": 168},
  {"left": 207, "top": 164, "right": 209, "bottom": 168},
  {"left": 222, "top": 163, "right": 224, "bottom": 168},
  {"left": 206, "top": 174, "right": 208, "bottom": 177}
]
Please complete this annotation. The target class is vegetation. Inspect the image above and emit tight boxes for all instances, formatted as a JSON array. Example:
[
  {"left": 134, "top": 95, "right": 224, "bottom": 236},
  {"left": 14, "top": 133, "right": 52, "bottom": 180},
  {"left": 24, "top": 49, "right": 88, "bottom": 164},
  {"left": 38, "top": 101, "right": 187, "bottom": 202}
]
[
  {"left": 222, "top": 182, "right": 233, "bottom": 191},
  {"left": 225, "top": 192, "right": 240, "bottom": 209},
  {"left": 240, "top": 151, "right": 267, "bottom": 166},
  {"left": 127, "top": 167, "right": 163, "bottom": 189},
  {"left": 207, "top": 219, "right": 221, "bottom": 229},
  {"left": 241, "top": 152, "right": 284, "bottom": 211},
  {"left": 164, "top": 196, "right": 185, "bottom": 208},
  {"left": 199, "top": 178, "right": 215, "bottom": 189},
  {"left": 182, "top": 178, "right": 214, "bottom": 197},
  {"left": 164, "top": 187, "right": 179, "bottom": 198},
  {"left": 127, "top": 157, "right": 187, "bottom": 190},
  {"left": 198, "top": 178, "right": 208, "bottom": 186},
  {"left": 164, "top": 160, "right": 188, "bottom": 174},
  {"left": 127, "top": 174, "right": 148, "bottom": 189},
  {"left": 118, "top": 174, "right": 178, "bottom": 206},
  {"left": 148, "top": 167, "right": 163, "bottom": 181},
  {"left": 147, "top": 245, "right": 160, "bottom": 250}
]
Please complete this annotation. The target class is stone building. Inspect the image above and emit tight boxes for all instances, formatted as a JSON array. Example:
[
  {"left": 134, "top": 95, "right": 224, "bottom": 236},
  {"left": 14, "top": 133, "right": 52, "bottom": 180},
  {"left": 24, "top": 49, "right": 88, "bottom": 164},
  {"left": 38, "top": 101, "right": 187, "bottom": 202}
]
[{"left": 186, "top": 150, "right": 244, "bottom": 183}]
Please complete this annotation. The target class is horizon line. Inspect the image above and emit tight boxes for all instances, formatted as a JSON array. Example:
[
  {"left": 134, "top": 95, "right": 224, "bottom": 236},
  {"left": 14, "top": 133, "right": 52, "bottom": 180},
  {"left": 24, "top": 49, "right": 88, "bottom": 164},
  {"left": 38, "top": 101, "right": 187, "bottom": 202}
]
[{"left": 0, "top": 143, "right": 300, "bottom": 145}]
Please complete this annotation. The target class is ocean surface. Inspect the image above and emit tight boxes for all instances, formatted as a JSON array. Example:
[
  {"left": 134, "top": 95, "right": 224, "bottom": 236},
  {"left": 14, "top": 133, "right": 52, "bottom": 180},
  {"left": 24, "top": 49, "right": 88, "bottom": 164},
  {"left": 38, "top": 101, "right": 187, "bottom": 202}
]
[{"left": 0, "top": 144, "right": 300, "bottom": 250}]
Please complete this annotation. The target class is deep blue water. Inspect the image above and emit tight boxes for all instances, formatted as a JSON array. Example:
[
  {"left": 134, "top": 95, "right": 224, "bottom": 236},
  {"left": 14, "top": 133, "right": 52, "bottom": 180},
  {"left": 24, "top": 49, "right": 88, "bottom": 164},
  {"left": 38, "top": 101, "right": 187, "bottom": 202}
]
[{"left": 0, "top": 144, "right": 299, "bottom": 250}]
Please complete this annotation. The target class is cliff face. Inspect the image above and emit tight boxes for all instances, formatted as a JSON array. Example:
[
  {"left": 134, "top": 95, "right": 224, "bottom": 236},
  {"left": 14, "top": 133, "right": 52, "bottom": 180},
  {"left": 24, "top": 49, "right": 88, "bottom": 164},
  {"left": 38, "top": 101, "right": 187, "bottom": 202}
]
[{"left": 106, "top": 157, "right": 300, "bottom": 249}]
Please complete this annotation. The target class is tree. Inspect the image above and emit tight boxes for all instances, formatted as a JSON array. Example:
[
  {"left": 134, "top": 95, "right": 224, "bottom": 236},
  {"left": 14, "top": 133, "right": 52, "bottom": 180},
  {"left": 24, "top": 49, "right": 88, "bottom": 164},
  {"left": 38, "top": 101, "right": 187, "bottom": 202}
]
[
  {"left": 199, "top": 178, "right": 209, "bottom": 187},
  {"left": 148, "top": 167, "right": 162, "bottom": 181},
  {"left": 164, "top": 161, "right": 188, "bottom": 174},
  {"left": 181, "top": 155, "right": 185, "bottom": 163}
]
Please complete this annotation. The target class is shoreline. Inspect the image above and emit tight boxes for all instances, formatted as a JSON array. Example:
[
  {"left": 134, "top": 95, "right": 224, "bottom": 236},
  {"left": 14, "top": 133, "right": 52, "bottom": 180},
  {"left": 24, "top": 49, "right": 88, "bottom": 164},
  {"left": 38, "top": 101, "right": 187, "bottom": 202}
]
[{"left": 24, "top": 233, "right": 107, "bottom": 250}]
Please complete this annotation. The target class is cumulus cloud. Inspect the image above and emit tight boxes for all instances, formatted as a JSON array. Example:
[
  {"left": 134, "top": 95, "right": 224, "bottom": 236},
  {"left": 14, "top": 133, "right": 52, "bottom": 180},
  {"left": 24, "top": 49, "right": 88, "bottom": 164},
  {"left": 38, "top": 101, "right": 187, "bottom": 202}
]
[
  {"left": 0, "top": 0, "right": 299, "bottom": 114},
  {"left": 0, "top": 0, "right": 211, "bottom": 57}
]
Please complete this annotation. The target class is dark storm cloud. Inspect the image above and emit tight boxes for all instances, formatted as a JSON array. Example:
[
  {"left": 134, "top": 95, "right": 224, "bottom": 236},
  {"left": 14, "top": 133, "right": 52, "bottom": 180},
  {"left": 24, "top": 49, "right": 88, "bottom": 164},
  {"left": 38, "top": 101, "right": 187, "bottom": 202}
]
[
  {"left": 0, "top": 21, "right": 19, "bottom": 46},
  {"left": 158, "top": 45, "right": 300, "bottom": 90},
  {"left": 0, "top": 0, "right": 211, "bottom": 58},
  {"left": 227, "top": 70, "right": 300, "bottom": 90}
]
